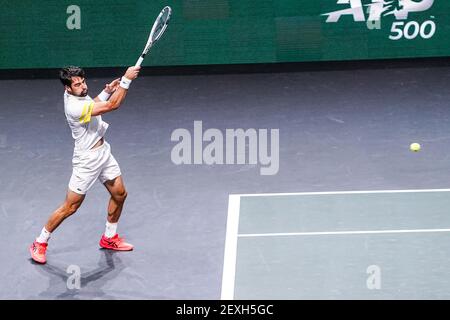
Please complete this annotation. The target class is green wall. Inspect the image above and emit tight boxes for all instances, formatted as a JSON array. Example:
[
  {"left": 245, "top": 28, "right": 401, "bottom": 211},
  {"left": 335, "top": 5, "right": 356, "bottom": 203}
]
[{"left": 0, "top": 0, "right": 448, "bottom": 69}]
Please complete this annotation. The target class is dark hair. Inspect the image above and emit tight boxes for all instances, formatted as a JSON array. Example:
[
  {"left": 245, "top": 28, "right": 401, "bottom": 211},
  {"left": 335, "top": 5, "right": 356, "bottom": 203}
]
[{"left": 59, "top": 66, "right": 85, "bottom": 87}]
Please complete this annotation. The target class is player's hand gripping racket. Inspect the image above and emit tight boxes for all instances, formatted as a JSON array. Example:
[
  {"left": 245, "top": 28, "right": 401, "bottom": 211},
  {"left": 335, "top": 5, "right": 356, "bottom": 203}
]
[{"left": 135, "top": 6, "right": 172, "bottom": 67}]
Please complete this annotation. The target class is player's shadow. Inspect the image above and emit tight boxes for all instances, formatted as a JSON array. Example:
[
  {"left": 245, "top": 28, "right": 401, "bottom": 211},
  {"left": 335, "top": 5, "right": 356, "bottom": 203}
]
[{"left": 32, "top": 249, "right": 126, "bottom": 299}]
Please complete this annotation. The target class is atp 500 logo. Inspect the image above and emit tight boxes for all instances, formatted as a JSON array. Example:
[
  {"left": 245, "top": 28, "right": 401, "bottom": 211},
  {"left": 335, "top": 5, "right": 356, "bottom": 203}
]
[{"left": 322, "top": 0, "right": 436, "bottom": 40}]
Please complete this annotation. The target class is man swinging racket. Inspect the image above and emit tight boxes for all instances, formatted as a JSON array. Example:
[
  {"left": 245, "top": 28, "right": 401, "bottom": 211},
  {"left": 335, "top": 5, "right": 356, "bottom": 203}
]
[
  {"left": 30, "top": 6, "right": 172, "bottom": 264},
  {"left": 30, "top": 66, "right": 140, "bottom": 264}
]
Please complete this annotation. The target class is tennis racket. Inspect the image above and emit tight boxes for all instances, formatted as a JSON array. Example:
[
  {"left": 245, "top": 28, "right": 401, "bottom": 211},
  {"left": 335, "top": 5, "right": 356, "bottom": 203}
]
[{"left": 135, "top": 6, "right": 172, "bottom": 67}]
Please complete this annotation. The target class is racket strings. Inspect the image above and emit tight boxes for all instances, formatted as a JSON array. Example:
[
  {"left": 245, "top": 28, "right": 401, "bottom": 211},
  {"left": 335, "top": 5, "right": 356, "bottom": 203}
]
[{"left": 151, "top": 11, "right": 170, "bottom": 42}]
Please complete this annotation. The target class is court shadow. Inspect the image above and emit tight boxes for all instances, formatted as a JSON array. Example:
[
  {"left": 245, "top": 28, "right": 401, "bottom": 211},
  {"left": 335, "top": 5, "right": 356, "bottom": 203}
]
[{"left": 32, "top": 249, "right": 126, "bottom": 299}]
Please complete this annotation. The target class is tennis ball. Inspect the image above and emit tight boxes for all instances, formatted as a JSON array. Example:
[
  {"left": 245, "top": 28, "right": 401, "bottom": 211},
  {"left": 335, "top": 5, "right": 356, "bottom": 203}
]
[{"left": 410, "top": 143, "right": 421, "bottom": 152}]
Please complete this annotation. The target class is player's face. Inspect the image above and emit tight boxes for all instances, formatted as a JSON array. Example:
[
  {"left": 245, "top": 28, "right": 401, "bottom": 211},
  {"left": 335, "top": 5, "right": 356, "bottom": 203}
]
[{"left": 68, "top": 76, "right": 88, "bottom": 97}]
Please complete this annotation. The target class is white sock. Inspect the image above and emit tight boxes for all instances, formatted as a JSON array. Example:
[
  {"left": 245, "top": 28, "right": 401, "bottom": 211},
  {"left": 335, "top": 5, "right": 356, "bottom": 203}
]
[
  {"left": 36, "top": 227, "right": 51, "bottom": 243},
  {"left": 104, "top": 221, "right": 118, "bottom": 238}
]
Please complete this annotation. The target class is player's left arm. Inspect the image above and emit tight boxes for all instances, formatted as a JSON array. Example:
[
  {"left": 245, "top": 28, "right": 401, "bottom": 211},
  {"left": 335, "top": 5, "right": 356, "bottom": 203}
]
[{"left": 94, "top": 78, "right": 121, "bottom": 102}]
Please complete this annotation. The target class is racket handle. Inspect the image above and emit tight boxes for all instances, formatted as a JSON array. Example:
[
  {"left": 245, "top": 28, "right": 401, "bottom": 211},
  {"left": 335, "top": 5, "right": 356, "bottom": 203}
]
[{"left": 135, "top": 56, "right": 144, "bottom": 67}]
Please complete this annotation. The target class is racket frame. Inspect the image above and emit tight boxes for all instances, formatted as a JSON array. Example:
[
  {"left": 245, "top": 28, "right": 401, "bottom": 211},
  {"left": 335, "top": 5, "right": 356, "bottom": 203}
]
[{"left": 135, "top": 6, "right": 172, "bottom": 67}]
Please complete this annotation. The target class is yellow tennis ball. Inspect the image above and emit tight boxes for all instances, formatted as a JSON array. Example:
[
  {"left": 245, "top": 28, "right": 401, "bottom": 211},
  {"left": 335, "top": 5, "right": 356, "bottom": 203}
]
[{"left": 410, "top": 143, "right": 421, "bottom": 152}]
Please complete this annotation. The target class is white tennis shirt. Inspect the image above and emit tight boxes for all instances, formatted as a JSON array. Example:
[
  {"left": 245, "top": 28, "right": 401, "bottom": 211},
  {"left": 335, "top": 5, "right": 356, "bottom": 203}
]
[{"left": 64, "top": 91, "right": 109, "bottom": 153}]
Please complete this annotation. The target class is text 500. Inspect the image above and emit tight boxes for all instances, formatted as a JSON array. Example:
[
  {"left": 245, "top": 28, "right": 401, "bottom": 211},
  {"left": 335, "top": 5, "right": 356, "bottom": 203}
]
[{"left": 389, "top": 20, "right": 436, "bottom": 40}]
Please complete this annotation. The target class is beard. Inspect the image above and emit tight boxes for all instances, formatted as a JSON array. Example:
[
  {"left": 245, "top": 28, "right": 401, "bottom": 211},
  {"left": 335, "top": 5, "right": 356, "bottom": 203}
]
[{"left": 79, "top": 89, "right": 88, "bottom": 97}]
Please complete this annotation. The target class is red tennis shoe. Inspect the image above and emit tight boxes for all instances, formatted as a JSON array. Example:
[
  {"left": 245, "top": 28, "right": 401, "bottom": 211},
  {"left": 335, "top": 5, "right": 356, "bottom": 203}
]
[
  {"left": 30, "top": 241, "right": 48, "bottom": 264},
  {"left": 100, "top": 234, "right": 134, "bottom": 251}
]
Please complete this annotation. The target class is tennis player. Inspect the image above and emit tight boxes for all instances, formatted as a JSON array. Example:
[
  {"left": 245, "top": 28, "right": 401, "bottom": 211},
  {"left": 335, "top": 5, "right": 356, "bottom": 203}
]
[{"left": 30, "top": 66, "right": 140, "bottom": 264}]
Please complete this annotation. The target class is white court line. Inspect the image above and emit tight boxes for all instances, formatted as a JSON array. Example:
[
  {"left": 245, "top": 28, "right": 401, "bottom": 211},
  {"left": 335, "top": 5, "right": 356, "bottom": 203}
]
[
  {"left": 234, "top": 188, "right": 450, "bottom": 197},
  {"left": 239, "top": 228, "right": 450, "bottom": 238},
  {"left": 221, "top": 195, "right": 241, "bottom": 300}
]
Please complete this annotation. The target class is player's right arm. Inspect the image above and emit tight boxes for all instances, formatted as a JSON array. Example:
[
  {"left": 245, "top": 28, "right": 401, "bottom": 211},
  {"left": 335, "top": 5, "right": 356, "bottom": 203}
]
[{"left": 91, "top": 66, "right": 140, "bottom": 117}]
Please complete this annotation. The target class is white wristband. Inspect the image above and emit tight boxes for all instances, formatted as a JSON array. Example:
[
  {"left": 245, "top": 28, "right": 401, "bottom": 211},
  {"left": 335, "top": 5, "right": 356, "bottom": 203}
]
[
  {"left": 98, "top": 90, "right": 111, "bottom": 101},
  {"left": 119, "top": 76, "right": 132, "bottom": 89}
]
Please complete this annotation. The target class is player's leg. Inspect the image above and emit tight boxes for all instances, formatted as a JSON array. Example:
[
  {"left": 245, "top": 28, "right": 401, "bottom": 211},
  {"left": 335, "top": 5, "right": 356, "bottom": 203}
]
[
  {"left": 104, "top": 175, "right": 127, "bottom": 224},
  {"left": 98, "top": 145, "right": 133, "bottom": 251},
  {"left": 30, "top": 148, "right": 100, "bottom": 264},
  {"left": 45, "top": 190, "right": 85, "bottom": 232},
  {"left": 30, "top": 190, "right": 85, "bottom": 264},
  {"left": 99, "top": 176, "right": 133, "bottom": 251}
]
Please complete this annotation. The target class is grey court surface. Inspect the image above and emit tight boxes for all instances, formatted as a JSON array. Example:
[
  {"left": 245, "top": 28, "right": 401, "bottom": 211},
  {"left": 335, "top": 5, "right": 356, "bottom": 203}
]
[{"left": 1, "top": 63, "right": 450, "bottom": 299}]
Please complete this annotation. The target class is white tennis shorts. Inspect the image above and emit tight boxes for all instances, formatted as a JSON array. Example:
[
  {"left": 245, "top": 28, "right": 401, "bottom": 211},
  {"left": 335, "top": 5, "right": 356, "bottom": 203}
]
[{"left": 69, "top": 141, "right": 121, "bottom": 195}]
